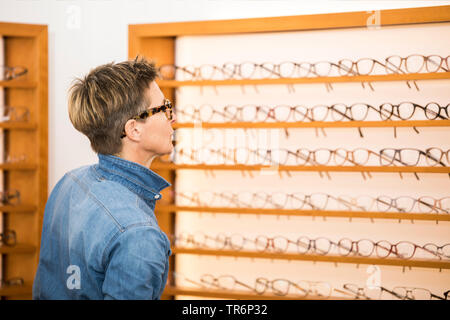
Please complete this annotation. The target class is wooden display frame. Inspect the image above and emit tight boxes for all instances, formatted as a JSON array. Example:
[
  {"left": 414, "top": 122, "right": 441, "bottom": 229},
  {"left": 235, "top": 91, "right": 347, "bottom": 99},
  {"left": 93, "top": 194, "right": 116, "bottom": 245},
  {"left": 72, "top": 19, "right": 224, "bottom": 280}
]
[
  {"left": 162, "top": 286, "right": 351, "bottom": 300},
  {"left": 0, "top": 22, "right": 48, "bottom": 299},
  {"left": 157, "top": 205, "right": 450, "bottom": 223},
  {"left": 129, "top": 5, "right": 450, "bottom": 300},
  {"left": 171, "top": 247, "right": 450, "bottom": 270},
  {"left": 173, "top": 120, "right": 450, "bottom": 129}
]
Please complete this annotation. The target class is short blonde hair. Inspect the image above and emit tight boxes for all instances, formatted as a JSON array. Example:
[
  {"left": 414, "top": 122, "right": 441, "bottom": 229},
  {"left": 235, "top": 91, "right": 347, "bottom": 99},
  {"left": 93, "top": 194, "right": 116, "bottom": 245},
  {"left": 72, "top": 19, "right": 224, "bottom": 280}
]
[{"left": 68, "top": 56, "right": 158, "bottom": 154}]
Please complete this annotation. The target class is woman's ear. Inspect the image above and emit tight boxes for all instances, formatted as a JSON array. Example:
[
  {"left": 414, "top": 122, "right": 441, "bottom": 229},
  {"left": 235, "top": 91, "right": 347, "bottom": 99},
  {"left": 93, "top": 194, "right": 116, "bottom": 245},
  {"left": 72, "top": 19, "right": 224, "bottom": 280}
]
[{"left": 123, "top": 119, "right": 142, "bottom": 142}]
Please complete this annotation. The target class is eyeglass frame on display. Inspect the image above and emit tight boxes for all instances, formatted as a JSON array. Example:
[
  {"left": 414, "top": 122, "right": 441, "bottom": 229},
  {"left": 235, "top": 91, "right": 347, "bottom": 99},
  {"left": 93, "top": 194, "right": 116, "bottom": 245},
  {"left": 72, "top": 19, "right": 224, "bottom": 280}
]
[
  {"left": 156, "top": 54, "right": 450, "bottom": 81},
  {"left": 0, "top": 65, "right": 28, "bottom": 81},
  {"left": 391, "top": 286, "right": 445, "bottom": 300},
  {"left": 167, "top": 145, "right": 449, "bottom": 167},
  {"left": 0, "top": 277, "right": 24, "bottom": 288},
  {"left": 174, "top": 191, "right": 450, "bottom": 214},
  {"left": 0, "top": 106, "right": 30, "bottom": 122},
  {"left": 342, "top": 283, "right": 407, "bottom": 300},
  {"left": 385, "top": 54, "right": 449, "bottom": 74},
  {"left": 0, "top": 229, "right": 17, "bottom": 247},
  {"left": 175, "top": 101, "right": 449, "bottom": 123},
  {"left": 0, "top": 189, "right": 21, "bottom": 205}
]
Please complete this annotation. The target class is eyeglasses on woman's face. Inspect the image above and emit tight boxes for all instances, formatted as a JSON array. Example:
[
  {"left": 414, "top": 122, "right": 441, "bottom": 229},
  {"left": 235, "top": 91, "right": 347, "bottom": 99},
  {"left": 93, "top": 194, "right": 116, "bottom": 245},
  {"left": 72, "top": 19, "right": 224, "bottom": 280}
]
[{"left": 121, "top": 99, "right": 174, "bottom": 138}]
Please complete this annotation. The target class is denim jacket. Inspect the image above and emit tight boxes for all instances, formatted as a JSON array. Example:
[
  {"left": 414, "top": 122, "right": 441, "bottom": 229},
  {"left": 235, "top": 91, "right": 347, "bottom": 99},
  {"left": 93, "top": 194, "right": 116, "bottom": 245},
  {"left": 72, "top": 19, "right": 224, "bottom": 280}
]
[{"left": 32, "top": 154, "right": 172, "bottom": 300}]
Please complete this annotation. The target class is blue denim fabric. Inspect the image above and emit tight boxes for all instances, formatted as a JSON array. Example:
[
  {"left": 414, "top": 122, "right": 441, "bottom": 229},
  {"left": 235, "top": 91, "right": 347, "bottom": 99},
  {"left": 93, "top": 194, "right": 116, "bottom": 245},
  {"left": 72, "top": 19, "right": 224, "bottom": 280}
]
[{"left": 32, "top": 154, "right": 172, "bottom": 300}]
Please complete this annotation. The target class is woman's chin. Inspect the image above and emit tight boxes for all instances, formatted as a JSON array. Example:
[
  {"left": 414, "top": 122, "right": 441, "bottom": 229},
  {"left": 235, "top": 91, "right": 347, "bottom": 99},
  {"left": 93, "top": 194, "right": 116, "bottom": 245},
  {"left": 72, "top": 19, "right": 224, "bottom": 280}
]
[{"left": 162, "top": 143, "right": 174, "bottom": 156}]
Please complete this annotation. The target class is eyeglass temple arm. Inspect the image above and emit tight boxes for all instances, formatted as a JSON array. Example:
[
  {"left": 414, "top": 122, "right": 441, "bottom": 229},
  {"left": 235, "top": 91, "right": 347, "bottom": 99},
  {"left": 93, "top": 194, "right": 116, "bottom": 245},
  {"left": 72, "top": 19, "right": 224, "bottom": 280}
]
[
  {"left": 335, "top": 196, "right": 366, "bottom": 211},
  {"left": 443, "top": 290, "right": 449, "bottom": 299},
  {"left": 415, "top": 198, "right": 439, "bottom": 213},
  {"left": 381, "top": 286, "right": 404, "bottom": 300},
  {"left": 218, "top": 193, "right": 242, "bottom": 207},
  {"left": 341, "top": 285, "right": 371, "bottom": 299},
  {"left": 375, "top": 242, "right": 405, "bottom": 259},
  {"left": 293, "top": 107, "right": 314, "bottom": 122},
  {"left": 421, "top": 150, "right": 447, "bottom": 167},
  {"left": 417, "top": 104, "right": 446, "bottom": 120},
  {"left": 431, "top": 293, "right": 445, "bottom": 300},
  {"left": 426, "top": 57, "right": 449, "bottom": 72},
  {"left": 368, "top": 104, "right": 418, "bottom": 135},
  {"left": 297, "top": 194, "right": 322, "bottom": 211},
  {"left": 313, "top": 239, "right": 336, "bottom": 255},
  {"left": 383, "top": 60, "right": 419, "bottom": 90},
  {"left": 377, "top": 150, "right": 412, "bottom": 168},
  {"left": 235, "top": 279, "right": 254, "bottom": 291},
  {"left": 5, "top": 66, "right": 28, "bottom": 79},
  {"left": 259, "top": 64, "right": 282, "bottom": 78},
  {"left": 375, "top": 197, "right": 406, "bottom": 213}
]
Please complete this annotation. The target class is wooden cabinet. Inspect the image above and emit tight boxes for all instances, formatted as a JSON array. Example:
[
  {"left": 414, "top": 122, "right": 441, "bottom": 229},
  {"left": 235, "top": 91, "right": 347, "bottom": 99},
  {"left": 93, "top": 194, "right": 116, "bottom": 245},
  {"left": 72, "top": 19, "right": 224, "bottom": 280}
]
[{"left": 0, "top": 22, "right": 48, "bottom": 300}]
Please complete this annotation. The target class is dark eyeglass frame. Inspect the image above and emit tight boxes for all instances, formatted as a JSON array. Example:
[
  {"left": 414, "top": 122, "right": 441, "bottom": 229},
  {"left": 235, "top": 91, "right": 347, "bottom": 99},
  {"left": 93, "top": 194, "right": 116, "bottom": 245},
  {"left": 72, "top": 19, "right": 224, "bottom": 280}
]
[
  {"left": 0, "top": 277, "right": 24, "bottom": 288},
  {"left": 342, "top": 283, "right": 403, "bottom": 300},
  {"left": 0, "top": 229, "right": 17, "bottom": 247},
  {"left": 379, "top": 148, "right": 448, "bottom": 167},
  {"left": 385, "top": 54, "right": 450, "bottom": 74},
  {"left": 392, "top": 286, "right": 445, "bottom": 300},
  {"left": 379, "top": 102, "right": 449, "bottom": 120},
  {"left": 0, "top": 189, "right": 21, "bottom": 205},
  {"left": 1, "top": 65, "right": 28, "bottom": 81},
  {"left": 120, "top": 99, "right": 173, "bottom": 138},
  {"left": 374, "top": 240, "right": 437, "bottom": 259}
]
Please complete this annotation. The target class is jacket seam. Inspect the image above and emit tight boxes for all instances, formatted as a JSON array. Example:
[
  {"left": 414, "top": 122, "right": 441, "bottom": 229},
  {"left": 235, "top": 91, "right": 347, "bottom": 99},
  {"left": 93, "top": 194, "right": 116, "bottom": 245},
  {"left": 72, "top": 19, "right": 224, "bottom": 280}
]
[
  {"left": 67, "top": 171, "right": 124, "bottom": 232},
  {"left": 91, "top": 165, "right": 104, "bottom": 181}
]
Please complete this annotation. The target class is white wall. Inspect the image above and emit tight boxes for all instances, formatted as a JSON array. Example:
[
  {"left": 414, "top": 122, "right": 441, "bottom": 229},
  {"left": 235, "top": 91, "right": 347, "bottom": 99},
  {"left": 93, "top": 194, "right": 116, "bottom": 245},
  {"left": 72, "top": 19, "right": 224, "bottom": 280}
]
[{"left": 0, "top": 0, "right": 449, "bottom": 190}]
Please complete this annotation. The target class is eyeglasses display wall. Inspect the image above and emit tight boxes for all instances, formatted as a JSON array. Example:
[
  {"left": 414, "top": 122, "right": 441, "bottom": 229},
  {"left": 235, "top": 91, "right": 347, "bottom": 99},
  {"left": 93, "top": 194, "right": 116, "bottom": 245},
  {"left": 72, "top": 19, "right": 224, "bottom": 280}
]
[
  {"left": 130, "top": 6, "right": 450, "bottom": 300},
  {"left": 0, "top": 22, "right": 48, "bottom": 300},
  {"left": 0, "top": 32, "right": 4, "bottom": 298}
]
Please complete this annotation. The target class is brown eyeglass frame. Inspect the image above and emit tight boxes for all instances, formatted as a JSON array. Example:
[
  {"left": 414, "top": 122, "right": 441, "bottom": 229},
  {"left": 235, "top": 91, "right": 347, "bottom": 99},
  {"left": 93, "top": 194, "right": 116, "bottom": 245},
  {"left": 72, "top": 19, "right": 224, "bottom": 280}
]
[{"left": 120, "top": 99, "right": 173, "bottom": 138}]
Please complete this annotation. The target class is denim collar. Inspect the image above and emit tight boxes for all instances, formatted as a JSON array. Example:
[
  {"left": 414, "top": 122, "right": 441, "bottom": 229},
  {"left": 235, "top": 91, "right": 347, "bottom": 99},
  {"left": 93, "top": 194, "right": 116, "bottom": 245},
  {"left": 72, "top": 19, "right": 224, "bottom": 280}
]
[{"left": 95, "top": 154, "right": 171, "bottom": 201}]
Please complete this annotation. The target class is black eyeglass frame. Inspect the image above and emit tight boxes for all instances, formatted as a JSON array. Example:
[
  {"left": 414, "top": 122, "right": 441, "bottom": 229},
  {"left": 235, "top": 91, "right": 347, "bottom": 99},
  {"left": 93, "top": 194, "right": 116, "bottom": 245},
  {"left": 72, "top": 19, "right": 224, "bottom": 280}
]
[{"left": 444, "top": 290, "right": 450, "bottom": 300}]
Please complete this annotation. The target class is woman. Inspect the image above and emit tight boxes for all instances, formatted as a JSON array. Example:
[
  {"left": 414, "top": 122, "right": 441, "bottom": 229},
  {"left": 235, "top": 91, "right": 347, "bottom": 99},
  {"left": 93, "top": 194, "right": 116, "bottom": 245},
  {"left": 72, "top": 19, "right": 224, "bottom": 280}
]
[{"left": 33, "top": 57, "right": 176, "bottom": 300}]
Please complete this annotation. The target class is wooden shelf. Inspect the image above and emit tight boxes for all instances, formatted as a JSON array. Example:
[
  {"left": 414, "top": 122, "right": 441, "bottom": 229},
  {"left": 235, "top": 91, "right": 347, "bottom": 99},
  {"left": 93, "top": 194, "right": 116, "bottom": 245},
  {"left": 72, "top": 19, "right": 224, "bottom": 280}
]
[
  {"left": 0, "top": 80, "right": 37, "bottom": 88},
  {"left": 156, "top": 205, "right": 450, "bottom": 222},
  {"left": 0, "top": 204, "right": 36, "bottom": 213},
  {"left": 129, "top": 6, "right": 450, "bottom": 37},
  {"left": 172, "top": 247, "right": 450, "bottom": 270},
  {"left": 0, "top": 163, "right": 37, "bottom": 171},
  {"left": 0, "top": 122, "right": 36, "bottom": 130},
  {"left": 163, "top": 285, "right": 349, "bottom": 300},
  {"left": 151, "top": 163, "right": 450, "bottom": 174},
  {"left": 173, "top": 120, "right": 450, "bottom": 129},
  {"left": 0, "top": 283, "right": 32, "bottom": 297},
  {"left": 157, "top": 72, "right": 450, "bottom": 88},
  {"left": 0, "top": 244, "right": 36, "bottom": 255}
]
